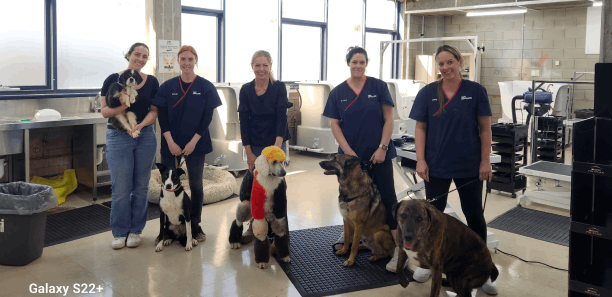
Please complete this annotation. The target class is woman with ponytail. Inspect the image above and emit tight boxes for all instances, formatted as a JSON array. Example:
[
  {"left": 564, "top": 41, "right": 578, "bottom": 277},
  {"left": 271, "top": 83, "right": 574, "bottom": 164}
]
[{"left": 408, "top": 45, "right": 497, "bottom": 295}]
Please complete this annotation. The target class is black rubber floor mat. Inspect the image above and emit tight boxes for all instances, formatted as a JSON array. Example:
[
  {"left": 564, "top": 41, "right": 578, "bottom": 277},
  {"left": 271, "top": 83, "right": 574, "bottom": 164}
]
[
  {"left": 44, "top": 204, "right": 111, "bottom": 247},
  {"left": 274, "top": 225, "right": 410, "bottom": 297},
  {"left": 487, "top": 206, "right": 569, "bottom": 246},
  {"left": 101, "top": 201, "right": 160, "bottom": 221}
]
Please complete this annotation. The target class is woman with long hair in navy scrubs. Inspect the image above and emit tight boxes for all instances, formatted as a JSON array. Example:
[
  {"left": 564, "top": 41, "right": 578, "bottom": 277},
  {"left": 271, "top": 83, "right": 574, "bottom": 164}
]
[
  {"left": 152, "top": 45, "right": 222, "bottom": 243},
  {"left": 100, "top": 42, "right": 159, "bottom": 249},
  {"left": 409, "top": 44, "right": 497, "bottom": 295},
  {"left": 322, "top": 46, "right": 399, "bottom": 272},
  {"left": 236, "top": 49, "right": 291, "bottom": 242}
]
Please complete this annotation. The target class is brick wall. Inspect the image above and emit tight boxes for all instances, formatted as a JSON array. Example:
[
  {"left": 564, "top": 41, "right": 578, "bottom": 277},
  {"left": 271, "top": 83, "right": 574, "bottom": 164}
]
[
  {"left": 407, "top": 8, "right": 596, "bottom": 123},
  {"left": 441, "top": 8, "right": 596, "bottom": 122}
]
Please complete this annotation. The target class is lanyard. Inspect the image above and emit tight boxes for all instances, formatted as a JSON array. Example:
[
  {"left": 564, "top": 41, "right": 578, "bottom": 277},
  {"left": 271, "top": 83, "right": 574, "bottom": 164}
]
[
  {"left": 344, "top": 77, "right": 367, "bottom": 112},
  {"left": 433, "top": 79, "right": 462, "bottom": 117},
  {"left": 173, "top": 76, "right": 196, "bottom": 108}
]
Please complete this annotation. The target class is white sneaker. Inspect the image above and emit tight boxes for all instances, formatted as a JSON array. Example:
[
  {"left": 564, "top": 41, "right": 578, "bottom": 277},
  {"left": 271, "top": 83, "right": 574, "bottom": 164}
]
[
  {"left": 126, "top": 234, "right": 141, "bottom": 248},
  {"left": 482, "top": 277, "right": 498, "bottom": 295},
  {"left": 413, "top": 267, "right": 432, "bottom": 283},
  {"left": 111, "top": 237, "right": 126, "bottom": 249}
]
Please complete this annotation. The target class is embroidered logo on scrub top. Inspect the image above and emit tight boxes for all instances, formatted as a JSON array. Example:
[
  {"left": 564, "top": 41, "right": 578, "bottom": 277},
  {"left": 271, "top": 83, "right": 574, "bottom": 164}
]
[
  {"left": 432, "top": 98, "right": 438, "bottom": 101},
  {"left": 341, "top": 99, "right": 348, "bottom": 102},
  {"left": 368, "top": 95, "right": 377, "bottom": 98},
  {"left": 193, "top": 91, "right": 201, "bottom": 95},
  {"left": 172, "top": 93, "right": 179, "bottom": 95},
  {"left": 461, "top": 96, "right": 472, "bottom": 100}
]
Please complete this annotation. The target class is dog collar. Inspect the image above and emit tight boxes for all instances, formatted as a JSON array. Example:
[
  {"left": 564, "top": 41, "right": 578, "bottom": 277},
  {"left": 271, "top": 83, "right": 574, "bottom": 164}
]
[{"left": 162, "top": 185, "right": 181, "bottom": 192}]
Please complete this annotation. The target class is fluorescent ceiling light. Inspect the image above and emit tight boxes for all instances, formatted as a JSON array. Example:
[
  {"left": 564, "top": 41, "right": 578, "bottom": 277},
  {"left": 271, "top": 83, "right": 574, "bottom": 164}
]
[
  {"left": 593, "top": 1, "right": 602, "bottom": 7},
  {"left": 467, "top": 8, "right": 528, "bottom": 17}
]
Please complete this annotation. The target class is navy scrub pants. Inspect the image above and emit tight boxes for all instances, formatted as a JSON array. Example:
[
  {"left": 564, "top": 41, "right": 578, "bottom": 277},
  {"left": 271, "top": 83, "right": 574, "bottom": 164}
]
[{"left": 424, "top": 176, "right": 487, "bottom": 242}]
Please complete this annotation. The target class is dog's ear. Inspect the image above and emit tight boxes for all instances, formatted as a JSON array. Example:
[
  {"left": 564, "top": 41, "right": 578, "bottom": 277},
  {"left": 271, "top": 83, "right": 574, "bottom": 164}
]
[
  {"left": 392, "top": 201, "right": 401, "bottom": 221},
  {"left": 343, "top": 156, "right": 361, "bottom": 171},
  {"left": 175, "top": 168, "right": 186, "bottom": 177},
  {"left": 133, "top": 71, "right": 143, "bottom": 84},
  {"left": 423, "top": 202, "right": 440, "bottom": 233},
  {"left": 155, "top": 163, "right": 167, "bottom": 173}
]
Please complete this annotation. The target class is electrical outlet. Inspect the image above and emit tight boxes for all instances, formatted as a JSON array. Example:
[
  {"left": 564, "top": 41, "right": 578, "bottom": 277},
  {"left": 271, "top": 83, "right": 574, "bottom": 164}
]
[
  {"left": 555, "top": 61, "right": 560, "bottom": 66},
  {"left": 531, "top": 70, "right": 540, "bottom": 77}
]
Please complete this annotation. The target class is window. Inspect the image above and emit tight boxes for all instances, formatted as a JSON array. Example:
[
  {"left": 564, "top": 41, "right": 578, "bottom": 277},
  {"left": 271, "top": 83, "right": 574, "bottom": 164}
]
[
  {"left": 182, "top": 3, "right": 224, "bottom": 82},
  {"left": 225, "top": 0, "right": 279, "bottom": 83},
  {"left": 327, "top": 0, "right": 363, "bottom": 85},
  {"left": 57, "top": 0, "right": 146, "bottom": 89},
  {"left": 280, "top": 0, "right": 327, "bottom": 82},
  {"left": 182, "top": 0, "right": 222, "bottom": 10},
  {"left": 0, "top": 0, "right": 46, "bottom": 88},
  {"left": 365, "top": 0, "right": 400, "bottom": 80}
]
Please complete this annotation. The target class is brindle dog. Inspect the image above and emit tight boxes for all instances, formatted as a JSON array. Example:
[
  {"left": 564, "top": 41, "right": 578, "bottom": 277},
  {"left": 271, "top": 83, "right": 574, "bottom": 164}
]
[
  {"left": 319, "top": 154, "right": 395, "bottom": 267},
  {"left": 393, "top": 199, "right": 499, "bottom": 297}
]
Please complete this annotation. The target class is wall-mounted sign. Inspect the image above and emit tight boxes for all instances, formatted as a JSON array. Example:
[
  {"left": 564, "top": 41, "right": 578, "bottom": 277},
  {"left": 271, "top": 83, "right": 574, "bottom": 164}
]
[{"left": 159, "top": 40, "right": 180, "bottom": 74}]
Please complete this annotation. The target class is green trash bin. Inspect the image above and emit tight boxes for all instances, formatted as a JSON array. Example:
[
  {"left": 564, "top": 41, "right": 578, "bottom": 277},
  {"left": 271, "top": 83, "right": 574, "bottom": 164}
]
[{"left": 0, "top": 182, "right": 58, "bottom": 266}]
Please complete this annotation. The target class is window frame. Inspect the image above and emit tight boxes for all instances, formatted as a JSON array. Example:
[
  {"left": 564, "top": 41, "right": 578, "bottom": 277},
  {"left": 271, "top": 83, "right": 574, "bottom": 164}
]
[
  {"left": 181, "top": 4, "right": 226, "bottom": 83},
  {"left": 364, "top": 0, "right": 401, "bottom": 79},
  {"left": 279, "top": 0, "right": 329, "bottom": 83}
]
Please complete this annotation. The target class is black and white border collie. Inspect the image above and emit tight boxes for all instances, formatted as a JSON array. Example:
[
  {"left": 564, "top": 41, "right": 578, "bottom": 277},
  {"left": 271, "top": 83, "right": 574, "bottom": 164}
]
[
  {"left": 154, "top": 163, "right": 198, "bottom": 252},
  {"left": 105, "top": 69, "right": 143, "bottom": 138}
]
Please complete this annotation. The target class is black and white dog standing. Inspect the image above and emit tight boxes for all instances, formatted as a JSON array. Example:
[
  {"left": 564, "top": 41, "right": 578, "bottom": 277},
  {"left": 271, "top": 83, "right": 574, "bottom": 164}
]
[
  {"left": 105, "top": 69, "right": 143, "bottom": 138},
  {"left": 154, "top": 163, "right": 199, "bottom": 252}
]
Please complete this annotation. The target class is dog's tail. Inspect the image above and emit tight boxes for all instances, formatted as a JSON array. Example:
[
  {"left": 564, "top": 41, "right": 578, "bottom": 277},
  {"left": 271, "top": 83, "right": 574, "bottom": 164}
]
[{"left": 490, "top": 265, "right": 499, "bottom": 282}]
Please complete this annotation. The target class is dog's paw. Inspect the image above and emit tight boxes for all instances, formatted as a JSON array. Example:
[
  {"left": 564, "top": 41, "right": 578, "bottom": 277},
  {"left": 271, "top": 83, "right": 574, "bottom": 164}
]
[
  {"left": 191, "top": 239, "right": 199, "bottom": 246},
  {"left": 281, "top": 256, "right": 291, "bottom": 263},
  {"left": 131, "top": 130, "right": 140, "bottom": 138},
  {"left": 358, "top": 243, "right": 368, "bottom": 250},
  {"left": 343, "top": 259, "right": 355, "bottom": 267},
  {"left": 163, "top": 239, "right": 173, "bottom": 246},
  {"left": 230, "top": 243, "right": 241, "bottom": 249},
  {"left": 335, "top": 248, "right": 349, "bottom": 256},
  {"left": 368, "top": 255, "right": 383, "bottom": 262},
  {"left": 155, "top": 241, "right": 164, "bottom": 252},
  {"left": 257, "top": 262, "right": 269, "bottom": 269},
  {"left": 185, "top": 243, "right": 193, "bottom": 251}
]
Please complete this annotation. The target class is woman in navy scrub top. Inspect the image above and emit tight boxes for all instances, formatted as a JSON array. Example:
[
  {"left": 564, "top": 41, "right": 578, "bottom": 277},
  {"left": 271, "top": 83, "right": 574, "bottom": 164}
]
[
  {"left": 238, "top": 50, "right": 291, "bottom": 172},
  {"left": 322, "top": 46, "right": 400, "bottom": 272},
  {"left": 100, "top": 43, "right": 159, "bottom": 250},
  {"left": 153, "top": 45, "right": 222, "bottom": 243},
  {"left": 408, "top": 45, "right": 497, "bottom": 294}
]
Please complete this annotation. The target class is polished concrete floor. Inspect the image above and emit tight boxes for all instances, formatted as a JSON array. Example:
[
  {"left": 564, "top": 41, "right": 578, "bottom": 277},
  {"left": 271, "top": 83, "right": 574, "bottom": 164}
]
[{"left": 0, "top": 150, "right": 571, "bottom": 297}]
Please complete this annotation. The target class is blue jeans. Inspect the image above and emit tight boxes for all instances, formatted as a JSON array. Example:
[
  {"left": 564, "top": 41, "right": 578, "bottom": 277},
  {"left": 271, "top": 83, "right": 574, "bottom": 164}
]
[
  {"left": 105, "top": 125, "right": 157, "bottom": 238},
  {"left": 160, "top": 154, "right": 206, "bottom": 224}
]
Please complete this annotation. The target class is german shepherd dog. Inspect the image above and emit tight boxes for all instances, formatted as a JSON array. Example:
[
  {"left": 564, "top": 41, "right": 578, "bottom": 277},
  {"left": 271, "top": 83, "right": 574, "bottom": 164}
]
[
  {"left": 319, "top": 154, "right": 395, "bottom": 267},
  {"left": 393, "top": 199, "right": 499, "bottom": 297}
]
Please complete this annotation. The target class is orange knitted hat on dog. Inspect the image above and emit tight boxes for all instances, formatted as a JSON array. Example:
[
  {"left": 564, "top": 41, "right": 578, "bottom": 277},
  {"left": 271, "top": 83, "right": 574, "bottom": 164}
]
[{"left": 262, "top": 146, "right": 286, "bottom": 163}]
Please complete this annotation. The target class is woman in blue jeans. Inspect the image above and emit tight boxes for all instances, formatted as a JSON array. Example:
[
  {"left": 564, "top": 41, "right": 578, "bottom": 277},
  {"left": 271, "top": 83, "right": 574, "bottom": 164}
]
[
  {"left": 153, "top": 45, "right": 222, "bottom": 242},
  {"left": 100, "top": 42, "right": 159, "bottom": 249}
]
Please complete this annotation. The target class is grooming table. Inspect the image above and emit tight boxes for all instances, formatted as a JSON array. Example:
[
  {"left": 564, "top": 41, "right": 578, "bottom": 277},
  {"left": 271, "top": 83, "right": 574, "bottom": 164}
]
[
  {"left": 393, "top": 142, "right": 502, "bottom": 249},
  {"left": 517, "top": 161, "right": 572, "bottom": 210}
]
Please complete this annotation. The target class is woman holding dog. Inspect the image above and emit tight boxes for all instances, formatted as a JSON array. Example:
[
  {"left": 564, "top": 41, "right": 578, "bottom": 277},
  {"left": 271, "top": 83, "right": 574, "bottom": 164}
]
[
  {"left": 153, "top": 45, "right": 222, "bottom": 243},
  {"left": 100, "top": 42, "right": 159, "bottom": 249},
  {"left": 409, "top": 44, "right": 497, "bottom": 294},
  {"left": 323, "top": 46, "right": 400, "bottom": 272}
]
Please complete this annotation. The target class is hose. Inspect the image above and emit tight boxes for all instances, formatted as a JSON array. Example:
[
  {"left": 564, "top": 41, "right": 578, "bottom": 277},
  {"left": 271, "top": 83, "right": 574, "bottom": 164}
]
[{"left": 511, "top": 95, "right": 524, "bottom": 124}]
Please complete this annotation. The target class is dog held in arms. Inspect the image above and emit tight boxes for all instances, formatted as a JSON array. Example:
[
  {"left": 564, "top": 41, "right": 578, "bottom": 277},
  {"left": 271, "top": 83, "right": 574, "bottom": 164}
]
[
  {"left": 393, "top": 199, "right": 498, "bottom": 297},
  {"left": 105, "top": 69, "right": 143, "bottom": 138},
  {"left": 228, "top": 146, "right": 290, "bottom": 269},
  {"left": 319, "top": 154, "right": 395, "bottom": 267},
  {"left": 154, "top": 163, "right": 199, "bottom": 252}
]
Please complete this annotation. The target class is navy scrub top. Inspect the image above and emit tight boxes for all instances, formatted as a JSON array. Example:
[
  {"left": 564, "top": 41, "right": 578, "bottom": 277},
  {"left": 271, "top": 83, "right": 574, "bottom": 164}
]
[
  {"left": 237, "top": 80, "right": 292, "bottom": 147},
  {"left": 152, "top": 76, "right": 222, "bottom": 156},
  {"left": 409, "top": 79, "right": 492, "bottom": 179},
  {"left": 101, "top": 73, "right": 159, "bottom": 124},
  {"left": 323, "top": 76, "right": 396, "bottom": 161}
]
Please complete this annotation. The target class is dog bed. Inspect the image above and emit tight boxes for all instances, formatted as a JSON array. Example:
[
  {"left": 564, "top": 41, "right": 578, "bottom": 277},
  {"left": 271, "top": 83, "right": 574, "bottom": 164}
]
[{"left": 148, "top": 164, "right": 238, "bottom": 205}]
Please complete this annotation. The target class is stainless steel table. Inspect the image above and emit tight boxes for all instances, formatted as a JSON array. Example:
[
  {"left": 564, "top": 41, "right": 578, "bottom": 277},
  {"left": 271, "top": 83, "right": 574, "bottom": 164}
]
[{"left": 517, "top": 161, "right": 572, "bottom": 210}]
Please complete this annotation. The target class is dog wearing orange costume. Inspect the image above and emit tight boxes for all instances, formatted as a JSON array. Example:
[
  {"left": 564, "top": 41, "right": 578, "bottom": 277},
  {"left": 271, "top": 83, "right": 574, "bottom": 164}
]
[{"left": 228, "top": 146, "right": 290, "bottom": 269}]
